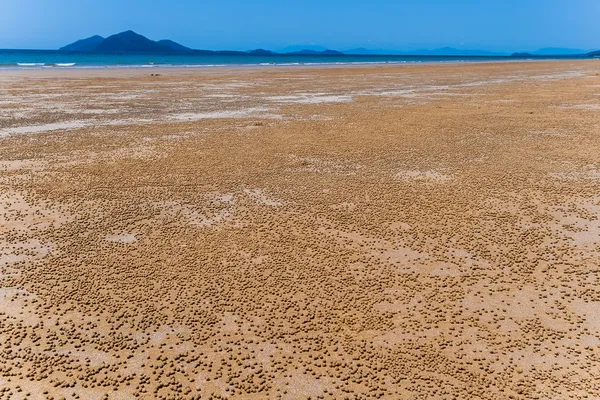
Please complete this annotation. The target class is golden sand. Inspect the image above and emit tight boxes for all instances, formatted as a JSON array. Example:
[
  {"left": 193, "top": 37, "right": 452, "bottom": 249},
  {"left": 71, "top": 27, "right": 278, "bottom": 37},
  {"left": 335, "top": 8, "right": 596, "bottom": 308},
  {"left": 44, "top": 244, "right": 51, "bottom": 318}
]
[{"left": 1, "top": 61, "right": 600, "bottom": 399}]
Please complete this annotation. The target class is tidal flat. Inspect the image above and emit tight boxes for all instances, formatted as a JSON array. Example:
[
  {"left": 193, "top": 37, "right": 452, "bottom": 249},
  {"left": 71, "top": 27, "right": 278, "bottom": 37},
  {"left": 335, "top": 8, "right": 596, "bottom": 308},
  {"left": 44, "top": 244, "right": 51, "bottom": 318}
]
[{"left": 1, "top": 60, "right": 600, "bottom": 399}]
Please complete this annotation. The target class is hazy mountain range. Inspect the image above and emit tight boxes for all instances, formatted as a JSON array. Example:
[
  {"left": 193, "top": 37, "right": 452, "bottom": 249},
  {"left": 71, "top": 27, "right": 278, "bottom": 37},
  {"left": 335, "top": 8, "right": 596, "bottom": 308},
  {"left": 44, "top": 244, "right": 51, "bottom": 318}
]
[
  {"left": 344, "top": 47, "right": 505, "bottom": 56},
  {"left": 530, "top": 47, "right": 592, "bottom": 55},
  {"left": 59, "top": 31, "right": 599, "bottom": 56},
  {"left": 59, "top": 31, "right": 343, "bottom": 55},
  {"left": 343, "top": 46, "right": 599, "bottom": 56}
]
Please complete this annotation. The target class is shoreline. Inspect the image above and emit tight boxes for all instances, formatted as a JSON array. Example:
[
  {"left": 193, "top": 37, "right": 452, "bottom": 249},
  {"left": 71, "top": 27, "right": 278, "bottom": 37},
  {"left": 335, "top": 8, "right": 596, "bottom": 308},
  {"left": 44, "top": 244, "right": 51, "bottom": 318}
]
[
  {"left": 0, "top": 58, "right": 596, "bottom": 79},
  {"left": 3, "top": 56, "right": 593, "bottom": 68}
]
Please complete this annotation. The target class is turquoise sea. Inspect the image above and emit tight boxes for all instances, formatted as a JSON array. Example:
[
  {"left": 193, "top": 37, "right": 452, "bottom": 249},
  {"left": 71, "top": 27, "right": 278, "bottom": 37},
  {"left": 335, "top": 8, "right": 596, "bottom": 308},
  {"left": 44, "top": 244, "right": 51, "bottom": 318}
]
[{"left": 0, "top": 50, "right": 592, "bottom": 69}]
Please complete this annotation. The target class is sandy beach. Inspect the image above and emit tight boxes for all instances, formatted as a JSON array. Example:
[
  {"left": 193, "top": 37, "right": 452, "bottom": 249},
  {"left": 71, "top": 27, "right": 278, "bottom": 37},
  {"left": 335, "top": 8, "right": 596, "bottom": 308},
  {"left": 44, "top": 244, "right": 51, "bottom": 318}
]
[{"left": 1, "top": 60, "right": 600, "bottom": 399}]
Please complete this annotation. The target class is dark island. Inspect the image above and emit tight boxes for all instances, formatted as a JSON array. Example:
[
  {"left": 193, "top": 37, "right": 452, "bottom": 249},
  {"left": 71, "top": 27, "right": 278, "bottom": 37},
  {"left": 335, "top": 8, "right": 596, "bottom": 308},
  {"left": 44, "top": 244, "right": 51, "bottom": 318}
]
[
  {"left": 59, "top": 35, "right": 105, "bottom": 52},
  {"left": 61, "top": 31, "right": 196, "bottom": 53},
  {"left": 287, "top": 49, "right": 344, "bottom": 55},
  {"left": 511, "top": 52, "right": 534, "bottom": 57},
  {"left": 59, "top": 31, "right": 343, "bottom": 56}
]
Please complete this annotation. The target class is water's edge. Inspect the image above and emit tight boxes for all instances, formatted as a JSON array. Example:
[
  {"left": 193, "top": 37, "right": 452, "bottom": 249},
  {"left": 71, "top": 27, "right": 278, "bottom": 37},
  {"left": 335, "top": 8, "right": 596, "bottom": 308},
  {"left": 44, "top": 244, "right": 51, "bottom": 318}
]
[{"left": 0, "top": 50, "right": 593, "bottom": 70}]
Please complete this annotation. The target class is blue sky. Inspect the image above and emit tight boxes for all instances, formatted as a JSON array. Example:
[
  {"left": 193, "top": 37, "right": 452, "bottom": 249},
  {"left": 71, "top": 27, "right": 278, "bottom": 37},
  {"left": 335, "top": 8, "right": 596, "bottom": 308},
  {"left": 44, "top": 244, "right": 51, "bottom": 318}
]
[{"left": 1, "top": 0, "right": 599, "bottom": 51}]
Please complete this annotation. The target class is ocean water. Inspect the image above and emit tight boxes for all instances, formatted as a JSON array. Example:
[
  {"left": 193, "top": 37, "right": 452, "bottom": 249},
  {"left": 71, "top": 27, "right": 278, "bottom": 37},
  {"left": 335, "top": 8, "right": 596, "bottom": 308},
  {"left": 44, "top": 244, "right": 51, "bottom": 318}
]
[{"left": 0, "top": 49, "right": 591, "bottom": 69}]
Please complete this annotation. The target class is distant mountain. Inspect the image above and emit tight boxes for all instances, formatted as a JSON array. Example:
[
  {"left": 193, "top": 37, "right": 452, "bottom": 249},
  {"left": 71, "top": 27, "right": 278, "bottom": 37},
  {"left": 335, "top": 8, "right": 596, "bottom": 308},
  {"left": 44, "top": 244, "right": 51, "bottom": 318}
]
[
  {"left": 287, "top": 49, "right": 343, "bottom": 55},
  {"left": 344, "top": 48, "right": 403, "bottom": 55},
  {"left": 60, "top": 35, "right": 105, "bottom": 52},
  {"left": 247, "top": 49, "right": 276, "bottom": 55},
  {"left": 321, "top": 50, "right": 344, "bottom": 55},
  {"left": 588, "top": 50, "right": 600, "bottom": 56},
  {"left": 511, "top": 52, "right": 534, "bottom": 57},
  {"left": 279, "top": 45, "right": 329, "bottom": 53},
  {"left": 94, "top": 31, "right": 174, "bottom": 52},
  {"left": 532, "top": 47, "right": 587, "bottom": 55},
  {"left": 410, "top": 47, "right": 505, "bottom": 56},
  {"left": 157, "top": 39, "right": 192, "bottom": 52},
  {"left": 510, "top": 48, "right": 596, "bottom": 56},
  {"left": 60, "top": 31, "right": 193, "bottom": 53},
  {"left": 67, "top": 33, "right": 591, "bottom": 58},
  {"left": 345, "top": 47, "right": 506, "bottom": 56}
]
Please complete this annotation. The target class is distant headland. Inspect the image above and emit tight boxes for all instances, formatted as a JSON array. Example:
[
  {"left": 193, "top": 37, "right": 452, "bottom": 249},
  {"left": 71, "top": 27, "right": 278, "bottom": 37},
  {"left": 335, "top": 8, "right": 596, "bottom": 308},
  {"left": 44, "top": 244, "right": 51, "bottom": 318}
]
[
  {"left": 59, "top": 31, "right": 343, "bottom": 56},
  {"left": 58, "top": 30, "right": 599, "bottom": 57}
]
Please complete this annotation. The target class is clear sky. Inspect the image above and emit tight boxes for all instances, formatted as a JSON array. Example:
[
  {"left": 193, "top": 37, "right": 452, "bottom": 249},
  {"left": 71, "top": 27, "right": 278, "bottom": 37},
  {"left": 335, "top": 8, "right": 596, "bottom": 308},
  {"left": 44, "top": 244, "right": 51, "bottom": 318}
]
[{"left": 1, "top": 0, "right": 599, "bottom": 52}]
